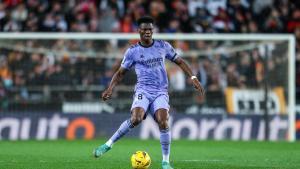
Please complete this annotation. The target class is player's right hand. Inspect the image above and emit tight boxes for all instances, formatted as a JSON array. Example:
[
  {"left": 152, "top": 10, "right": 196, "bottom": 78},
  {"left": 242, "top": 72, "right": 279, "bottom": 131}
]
[{"left": 102, "top": 88, "right": 113, "bottom": 101}]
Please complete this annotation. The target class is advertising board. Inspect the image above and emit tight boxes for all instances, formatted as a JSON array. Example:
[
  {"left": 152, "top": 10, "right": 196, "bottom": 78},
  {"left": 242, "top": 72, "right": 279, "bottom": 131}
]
[{"left": 0, "top": 112, "right": 289, "bottom": 141}]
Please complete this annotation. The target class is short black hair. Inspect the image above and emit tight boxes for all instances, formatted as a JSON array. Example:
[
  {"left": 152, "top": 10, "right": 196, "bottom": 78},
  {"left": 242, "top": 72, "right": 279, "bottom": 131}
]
[{"left": 137, "top": 16, "right": 154, "bottom": 26}]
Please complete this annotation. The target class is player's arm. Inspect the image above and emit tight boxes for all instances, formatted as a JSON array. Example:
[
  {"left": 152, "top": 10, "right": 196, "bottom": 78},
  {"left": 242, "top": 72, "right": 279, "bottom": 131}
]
[
  {"left": 102, "top": 47, "right": 134, "bottom": 101},
  {"left": 174, "top": 57, "right": 205, "bottom": 96},
  {"left": 102, "top": 67, "right": 128, "bottom": 101}
]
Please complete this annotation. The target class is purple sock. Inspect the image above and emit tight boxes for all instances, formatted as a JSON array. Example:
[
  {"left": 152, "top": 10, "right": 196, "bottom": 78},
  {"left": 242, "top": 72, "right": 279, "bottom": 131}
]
[
  {"left": 160, "top": 128, "right": 171, "bottom": 162},
  {"left": 109, "top": 119, "right": 134, "bottom": 145}
]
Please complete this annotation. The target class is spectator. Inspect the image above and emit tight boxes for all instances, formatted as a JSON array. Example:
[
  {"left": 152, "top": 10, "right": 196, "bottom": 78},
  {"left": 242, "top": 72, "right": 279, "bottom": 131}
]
[
  {"left": 99, "top": 8, "right": 119, "bottom": 32},
  {"left": 212, "top": 8, "right": 234, "bottom": 33},
  {"left": 264, "top": 8, "right": 283, "bottom": 33},
  {"left": 226, "top": 62, "right": 244, "bottom": 87},
  {"left": 238, "top": 52, "right": 256, "bottom": 87},
  {"left": 206, "top": 0, "right": 227, "bottom": 16},
  {"left": 188, "top": 0, "right": 205, "bottom": 17},
  {"left": 192, "top": 7, "right": 213, "bottom": 33},
  {"left": 0, "top": 77, "right": 9, "bottom": 111},
  {"left": 169, "top": 64, "right": 186, "bottom": 91},
  {"left": 0, "top": 57, "right": 13, "bottom": 88},
  {"left": 119, "top": 13, "right": 134, "bottom": 33},
  {"left": 252, "top": 49, "right": 264, "bottom": 87}
]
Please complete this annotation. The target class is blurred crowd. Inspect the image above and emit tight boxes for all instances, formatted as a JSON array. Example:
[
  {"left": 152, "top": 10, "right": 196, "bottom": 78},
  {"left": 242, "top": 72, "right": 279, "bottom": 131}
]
[
  {"left": 0, "top": 39, "right": 289, "bottom": 111},
  {"left": 0, "top": 0, "right": 299, "bottom": 110},
  {"left": 0, "top": 0, "right": 298, "bottom": 34}
]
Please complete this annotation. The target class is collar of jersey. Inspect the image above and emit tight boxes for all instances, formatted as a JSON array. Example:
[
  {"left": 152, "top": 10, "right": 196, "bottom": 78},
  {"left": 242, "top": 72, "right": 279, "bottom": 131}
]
[{"left": 138, "top": 39, "right": 155, "bottom": 48}]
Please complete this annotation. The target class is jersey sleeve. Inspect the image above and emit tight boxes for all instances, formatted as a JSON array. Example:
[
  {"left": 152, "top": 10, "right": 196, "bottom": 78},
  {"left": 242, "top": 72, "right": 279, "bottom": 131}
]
[
  {"left": 121, "top": 48, "right": 134, "bottom": 69},
  {"left": 164, "top": 41, "right": 178, "bottom": 62}
]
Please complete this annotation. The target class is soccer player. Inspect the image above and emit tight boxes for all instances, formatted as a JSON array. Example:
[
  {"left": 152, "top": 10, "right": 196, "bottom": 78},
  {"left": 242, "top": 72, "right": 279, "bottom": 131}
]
[{"left": 94, "top": 16, "right": 205, "bottom": 169}]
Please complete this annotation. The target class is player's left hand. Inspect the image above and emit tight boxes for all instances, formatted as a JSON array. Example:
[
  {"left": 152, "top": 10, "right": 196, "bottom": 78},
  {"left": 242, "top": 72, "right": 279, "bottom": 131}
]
[
  {"left": 192, "top": 78, "right": 205, "bottom": 96},
  {"left": 102, "top": 88, "right": 113, "bottom": 101}
]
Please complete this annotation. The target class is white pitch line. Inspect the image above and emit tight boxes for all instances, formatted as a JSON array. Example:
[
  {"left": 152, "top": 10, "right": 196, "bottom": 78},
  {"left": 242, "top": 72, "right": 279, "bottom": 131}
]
[{"left": 180, "top": 159, "right": 224, "bottom": 162}]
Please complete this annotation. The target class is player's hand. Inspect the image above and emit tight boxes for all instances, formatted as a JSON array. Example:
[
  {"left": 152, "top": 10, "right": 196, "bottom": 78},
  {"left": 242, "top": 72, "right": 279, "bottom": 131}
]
[
  {"left": 192, "top": 78, "right": 205, "bottom": 96},
  {"left": 102, "top": 88, "right": 113, "bottom": 101}
]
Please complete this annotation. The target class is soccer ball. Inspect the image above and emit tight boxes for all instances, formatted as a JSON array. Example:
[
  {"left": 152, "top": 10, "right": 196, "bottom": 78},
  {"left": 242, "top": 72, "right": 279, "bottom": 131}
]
[{"left": 131, "top": 151, "right": 151, "bottom": 169}]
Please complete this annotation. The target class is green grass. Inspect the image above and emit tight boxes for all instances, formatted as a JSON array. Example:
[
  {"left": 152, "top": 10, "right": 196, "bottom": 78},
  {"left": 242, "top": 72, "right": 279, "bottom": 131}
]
[{"left": 0, "top": 139, "right": 299, "bottom": 169}]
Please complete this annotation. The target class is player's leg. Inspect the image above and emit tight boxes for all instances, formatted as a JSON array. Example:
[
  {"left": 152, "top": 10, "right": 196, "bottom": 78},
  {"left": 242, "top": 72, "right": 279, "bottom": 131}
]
[
  {"left": 151, "top": 94, "right": 173, "bottom": 169},
  {"left": 94, "top": 92, "right": 149, "bottom": 158},
  {"left": 94, "top": 108, "right": 146, "bottom": 158},
  {"left": 107, "top": 107, "right": 146, "bottom": 146},
  {"left": 156, "top": 108, "right": 173, "bottom": 169}
]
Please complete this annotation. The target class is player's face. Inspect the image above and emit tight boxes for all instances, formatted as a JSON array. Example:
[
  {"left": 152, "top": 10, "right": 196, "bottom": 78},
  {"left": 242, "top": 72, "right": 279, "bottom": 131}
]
[{"left": 138, "top": 23, "right": 153, "bottom": 42}]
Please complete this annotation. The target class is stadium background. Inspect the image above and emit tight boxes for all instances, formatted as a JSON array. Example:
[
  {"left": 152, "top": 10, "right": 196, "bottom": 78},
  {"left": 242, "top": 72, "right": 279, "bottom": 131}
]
[{"left": 0, "top": 0, "right": 299, "bottom": 141}]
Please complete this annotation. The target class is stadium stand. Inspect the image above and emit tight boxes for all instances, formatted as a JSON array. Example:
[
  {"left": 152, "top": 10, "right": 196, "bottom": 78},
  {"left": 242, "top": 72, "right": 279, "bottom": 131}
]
[{"left": 0, "top": 0, "right": 299, "bottom": 112}]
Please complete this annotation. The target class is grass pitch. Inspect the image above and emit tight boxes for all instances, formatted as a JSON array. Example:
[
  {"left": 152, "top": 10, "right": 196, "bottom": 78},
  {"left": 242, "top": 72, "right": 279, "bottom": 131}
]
[{"left": 0, "top": 139, "right": 299, "bottom": 169}]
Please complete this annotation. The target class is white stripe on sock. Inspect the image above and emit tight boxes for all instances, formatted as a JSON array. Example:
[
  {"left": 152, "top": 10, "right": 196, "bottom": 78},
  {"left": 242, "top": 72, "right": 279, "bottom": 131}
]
[
  {"left": 163, "top": 155, "right": 169, "bottom": 163},
  {"left": 105, "top": 139, "right": 113, "bottom": 147}
]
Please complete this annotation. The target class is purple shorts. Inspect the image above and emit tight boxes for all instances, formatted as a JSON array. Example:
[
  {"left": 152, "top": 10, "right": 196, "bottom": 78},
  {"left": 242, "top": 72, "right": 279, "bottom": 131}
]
[{"left": 130, "top": 91, "right": 170, "bottom": 119}]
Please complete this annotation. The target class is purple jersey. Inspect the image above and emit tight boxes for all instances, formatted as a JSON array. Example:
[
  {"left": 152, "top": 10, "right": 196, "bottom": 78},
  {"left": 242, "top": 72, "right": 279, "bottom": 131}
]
[{"left": 121, "top": 40, "right": 178, "bottom": 93}]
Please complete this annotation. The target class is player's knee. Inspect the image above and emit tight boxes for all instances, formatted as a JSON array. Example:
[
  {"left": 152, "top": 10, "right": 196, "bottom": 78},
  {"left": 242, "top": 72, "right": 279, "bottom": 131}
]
[
  {"left": 156, "top": 114, "right": 169, "bottom": 129},
  {"left": 157, "top": 119, "right": 169, "bottom": 130},
  {"left": 131, "top": 116, "right": 143, "bottom": 126}
]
